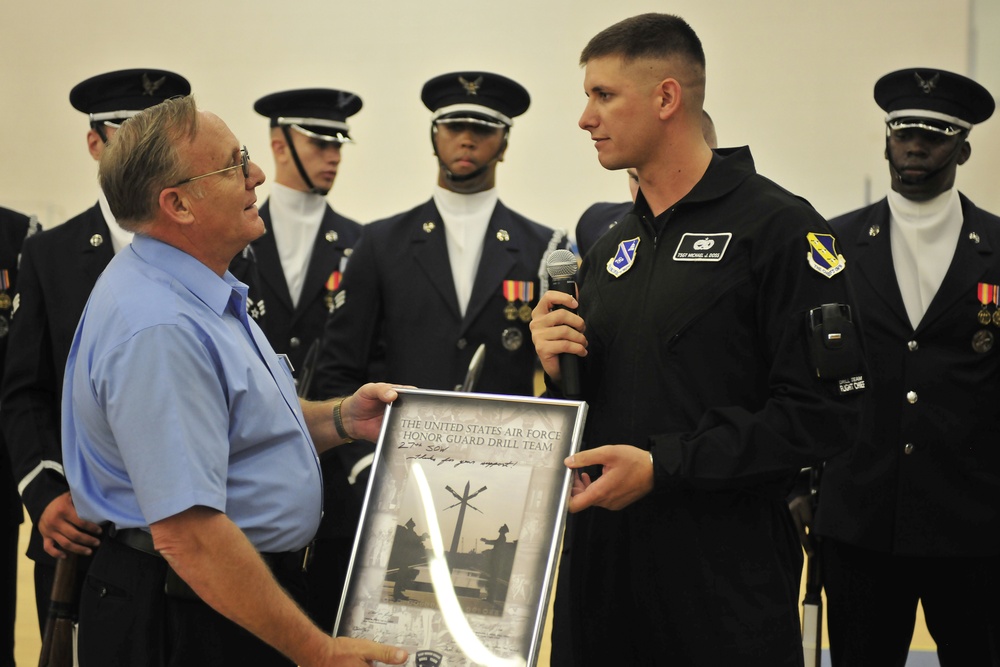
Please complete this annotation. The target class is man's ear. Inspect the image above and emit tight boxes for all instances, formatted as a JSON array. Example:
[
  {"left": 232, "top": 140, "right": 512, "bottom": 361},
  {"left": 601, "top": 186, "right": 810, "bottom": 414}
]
[
  {"left": 656, "top": 78, "right": 682, "bottom": 121},
  {"left": 957, "top": 140, "right": 972, "bottom": 166},
  {"left": 86, "top": 129, "right": 105, "bottom": 161},
  {"left": 271, "top": 136, "right": 288, "bottom": 159},
  {"left": 159, "top": 187, "right": 196, "bottom": 226}
]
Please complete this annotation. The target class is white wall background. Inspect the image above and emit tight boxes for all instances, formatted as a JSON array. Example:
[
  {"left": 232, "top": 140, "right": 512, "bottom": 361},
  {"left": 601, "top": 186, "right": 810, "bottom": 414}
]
[{"left": 2, "top": 0, "right": 997, "bottom": 235}]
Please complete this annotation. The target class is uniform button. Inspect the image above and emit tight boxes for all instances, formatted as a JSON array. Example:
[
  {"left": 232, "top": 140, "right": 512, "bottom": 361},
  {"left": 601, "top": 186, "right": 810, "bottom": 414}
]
[
  {"left": 904, "top": 443, "right": 914, "bottom": 455},
  {"left": 906, "top": 391, "right": 918, "bottom": 404},
  {"left": 456, "top": 338, "right": 468, "bottom": 350},
  {"left": 289, "top": 337, "right": 301, "bottom": 349},
  {"left": 907, "top": 340, "right": 918, "bottom": 352},
  {"left": 99, "top": 586, "right": 108, "bottom": 598}
]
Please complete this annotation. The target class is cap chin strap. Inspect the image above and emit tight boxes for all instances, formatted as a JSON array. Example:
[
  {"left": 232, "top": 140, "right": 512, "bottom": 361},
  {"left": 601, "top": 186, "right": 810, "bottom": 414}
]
[
  {"left": 281, "top": 126, "right": 329, "bottom": 196},
  {"left": 885, "top": 131, "right": 967, "bottom": 186},
  {"left": 431, "top": 125, "right": 509, "bottom": 184},
  {"left": 92, "top": 123, "right": 109, "bottom": 144}
]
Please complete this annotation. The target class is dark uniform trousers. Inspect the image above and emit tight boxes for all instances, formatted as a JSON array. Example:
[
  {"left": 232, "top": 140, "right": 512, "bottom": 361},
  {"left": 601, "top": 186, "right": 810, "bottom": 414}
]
[
  {"left": 79, "top": 534, "right": 307, "bottom": 667},
  {"left": 822, "top": 538, "right": 1000, "bottom": 667}
]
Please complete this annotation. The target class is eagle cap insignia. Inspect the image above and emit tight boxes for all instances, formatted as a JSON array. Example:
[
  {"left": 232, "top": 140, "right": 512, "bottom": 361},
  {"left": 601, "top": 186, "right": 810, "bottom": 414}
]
[
  {"left": 914, "top": 71, "right": 940, "bottom": 95},
  {"left": 459, "top": 76, "right": 483, "bottom": 96},
  {"left": 337, "top": 91, "right": 357, "bottom": 109},
  {"left": 141, "top": 72, "right": 166, "bottom": 96}
]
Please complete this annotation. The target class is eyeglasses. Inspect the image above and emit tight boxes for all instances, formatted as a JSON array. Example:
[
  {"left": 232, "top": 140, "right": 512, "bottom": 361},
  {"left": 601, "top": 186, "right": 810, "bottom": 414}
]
[{"left": 169, "top": 146, "right": 250, "bottom": 188}]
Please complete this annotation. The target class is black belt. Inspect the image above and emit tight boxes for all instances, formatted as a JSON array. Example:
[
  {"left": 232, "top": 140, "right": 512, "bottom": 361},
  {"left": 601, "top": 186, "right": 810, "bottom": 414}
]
[{"left": 107, "top": 526, "right": 312, "bottom": 573}]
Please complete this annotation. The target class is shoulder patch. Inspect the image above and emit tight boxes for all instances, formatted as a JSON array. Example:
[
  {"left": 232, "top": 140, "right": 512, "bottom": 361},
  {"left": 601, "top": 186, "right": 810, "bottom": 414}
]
[{"left": 806, "top": 232, "right": 846, "bottom": 278}]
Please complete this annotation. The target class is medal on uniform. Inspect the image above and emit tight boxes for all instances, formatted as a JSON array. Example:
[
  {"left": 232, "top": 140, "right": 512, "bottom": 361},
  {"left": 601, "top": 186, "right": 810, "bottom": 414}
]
[
  {"left": 502, "top": 280, "right": 521, "bottom": 321},
  {"left": 973, "top": 329, "right": 994, "bottom": 354},
  {"left": 518, "top": 281, "right": 535, "bottom": 322},
  {"left": 993, "top": 286, "right": 1000, "bottom": 327},
  {"left": 0, "top": 270, "right": 10, "bottom": 310},
  {"left": 977, "top": 283, "right": 994, "bottom": 325},
  {"left": 325, "top": 271, "right": 342, "bottom": 311},
  {"left": 607, "top": 237, "right": 640, "bottom": 278},
  {"left": 501, "top": 327, "right": 523, "bottom": 351}
]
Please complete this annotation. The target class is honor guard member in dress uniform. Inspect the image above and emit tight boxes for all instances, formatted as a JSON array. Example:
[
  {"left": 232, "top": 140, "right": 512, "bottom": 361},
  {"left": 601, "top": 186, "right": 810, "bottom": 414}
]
[
  {"left": 0, "top": 206, "right": 41, "bottom": 667},
  {"left": 232, "top": 88, "right": 365, "bottom": 633},
  {"left": 795, "top": 68, "right": 1000, "bottom": 666},
  {"left": 62, "top": 94, "right": 406, "bottom": 667},
  {"left": 575, "top": 110, "right": 717, "bottom": 258},
  {"left": 312, "top": 71, "right": 566, "bottom": 629},
  {"left": 0, "top": 68, "right": 190, "bottom": 631},
  {"left": 235, "top": 88, "right": 364, "bottom": 391},
  {"left": 314, "top": 70, "right": 568, "bottom": 398},
  {"left": 530, "top": 14, "right": 866, "bottom": 666}
]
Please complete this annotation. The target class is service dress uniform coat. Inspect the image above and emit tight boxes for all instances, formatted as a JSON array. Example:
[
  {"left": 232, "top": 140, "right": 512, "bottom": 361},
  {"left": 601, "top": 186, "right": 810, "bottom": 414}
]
[
  {"left": 0, "top": 206, "right": 39, "bottom": 666},
  {"left": 818, "top": 195, "right": 1000, "bottom": 555},
  {"left": 245, "top": 201, "right": 361, "bottom": 397},
  {"left": 314, "top": 198, "right": 566, "bottom": 398},
  {"left": 2, "top": 204, "right": 113, "bottom": 565},
  {"left": 575, "top": 200, "right": 631, "bottom": 260}
]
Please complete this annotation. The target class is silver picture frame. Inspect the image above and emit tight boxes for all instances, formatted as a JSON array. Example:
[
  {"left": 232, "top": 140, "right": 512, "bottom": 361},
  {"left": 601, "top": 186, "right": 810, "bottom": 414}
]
[{"left": 334, "top": 387, "right": 587, "bottom": 666}]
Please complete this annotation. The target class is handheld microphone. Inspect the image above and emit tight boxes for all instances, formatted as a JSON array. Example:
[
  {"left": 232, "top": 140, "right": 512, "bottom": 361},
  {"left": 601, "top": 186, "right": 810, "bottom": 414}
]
[{"left": 545, "top": 249, "right": 582, "bottom": 399}]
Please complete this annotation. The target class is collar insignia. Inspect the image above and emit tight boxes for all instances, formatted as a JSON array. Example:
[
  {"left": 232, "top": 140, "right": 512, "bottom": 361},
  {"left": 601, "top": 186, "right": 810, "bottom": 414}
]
[{"left": 459, "top": 76, "right": 483, "bottom": 96}]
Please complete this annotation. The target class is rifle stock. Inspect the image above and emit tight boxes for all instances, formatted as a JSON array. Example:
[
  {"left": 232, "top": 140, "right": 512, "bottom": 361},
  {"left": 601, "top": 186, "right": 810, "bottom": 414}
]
[{"left": 38, "top": 554, "right": 79, "bottom": 667}]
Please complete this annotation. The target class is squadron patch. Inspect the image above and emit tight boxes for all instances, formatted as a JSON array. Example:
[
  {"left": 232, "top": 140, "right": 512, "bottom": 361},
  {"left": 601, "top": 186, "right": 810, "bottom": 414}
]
[
  {"left": 806, "top": 232, "right": 846, "bottom": 278},
  {"left": 607, "top": 237, "right": 640, "bottom": 278},
  {"left": 673, "top": 233, "right": 732, "bottom": 262}
]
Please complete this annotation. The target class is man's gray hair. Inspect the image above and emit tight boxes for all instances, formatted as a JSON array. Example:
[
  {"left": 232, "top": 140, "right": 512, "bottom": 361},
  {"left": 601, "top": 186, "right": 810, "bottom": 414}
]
[{"left": 98, "top": 95, "right": 199, "bottom": 231}]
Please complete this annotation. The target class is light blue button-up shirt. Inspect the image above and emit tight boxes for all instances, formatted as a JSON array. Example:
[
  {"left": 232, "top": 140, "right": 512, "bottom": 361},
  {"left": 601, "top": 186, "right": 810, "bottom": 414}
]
[{"left": 62, "top": 234, "right": 322, "bottom": 552}]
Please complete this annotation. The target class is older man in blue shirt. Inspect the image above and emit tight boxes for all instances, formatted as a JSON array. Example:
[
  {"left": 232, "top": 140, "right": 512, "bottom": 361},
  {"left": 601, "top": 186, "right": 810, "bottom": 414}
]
[{"left": 61, "top": 95, "right": 407, "bottom": 667}]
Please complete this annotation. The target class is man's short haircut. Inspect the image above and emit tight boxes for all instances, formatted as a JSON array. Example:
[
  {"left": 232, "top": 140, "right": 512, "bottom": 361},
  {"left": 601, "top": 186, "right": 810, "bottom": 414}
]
[
  {"left": 580, "top": 13, "right": 705, "bottom": 71},
  {"left": 99, "top": 95, "right": 199, "bottom": 231}
]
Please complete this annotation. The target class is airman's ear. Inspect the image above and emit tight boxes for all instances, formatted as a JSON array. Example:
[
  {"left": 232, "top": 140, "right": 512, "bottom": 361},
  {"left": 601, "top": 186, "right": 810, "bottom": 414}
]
[{"left": 656, "top": 78, "right": 682, "bottom": 122}]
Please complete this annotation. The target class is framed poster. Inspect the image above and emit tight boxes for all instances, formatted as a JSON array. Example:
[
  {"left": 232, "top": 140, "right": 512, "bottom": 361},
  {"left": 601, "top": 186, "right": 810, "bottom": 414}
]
[{"left": 335, "top": 388, "right": 587, "bottom": 667}]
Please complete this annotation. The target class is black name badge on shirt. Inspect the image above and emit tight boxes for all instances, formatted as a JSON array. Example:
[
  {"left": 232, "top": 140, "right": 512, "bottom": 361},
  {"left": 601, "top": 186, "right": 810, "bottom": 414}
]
[{"left": 673, "top": 233, "right": 732, "bottom": 262}]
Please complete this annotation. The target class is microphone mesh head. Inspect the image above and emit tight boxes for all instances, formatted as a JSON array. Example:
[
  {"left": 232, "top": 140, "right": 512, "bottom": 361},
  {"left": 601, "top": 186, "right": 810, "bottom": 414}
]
[{"left": 545, "top": 248, "right": 578, "bottom": 279}]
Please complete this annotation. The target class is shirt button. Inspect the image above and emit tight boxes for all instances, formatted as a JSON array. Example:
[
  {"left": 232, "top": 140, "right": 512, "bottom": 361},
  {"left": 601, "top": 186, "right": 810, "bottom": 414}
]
[
  {"left": 456, "top": 338, "right": 468, "bottom": 350},
  {"left": 904, "top": 443, "right": 914, "bottom": 455},
  {"left": 906, "top": 391, "right": 918, "bottom": 404},
  {"left": 289, "top": 337, "right": 301, "bottom": 349},
  {"left": 907, "top": 340, "right": 918, "bottom": 352}
]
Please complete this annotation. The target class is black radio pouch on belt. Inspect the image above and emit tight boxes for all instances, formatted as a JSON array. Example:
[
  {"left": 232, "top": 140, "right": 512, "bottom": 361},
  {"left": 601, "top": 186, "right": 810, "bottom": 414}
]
[{"left": 808, "top": 303, "right": 861, "bottom": 379}]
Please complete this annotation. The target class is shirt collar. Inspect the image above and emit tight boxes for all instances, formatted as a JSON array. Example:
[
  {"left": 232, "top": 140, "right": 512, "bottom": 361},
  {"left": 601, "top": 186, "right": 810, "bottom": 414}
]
[{"left": 130, "top": 234, "right": 243, "bottom": 318}]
